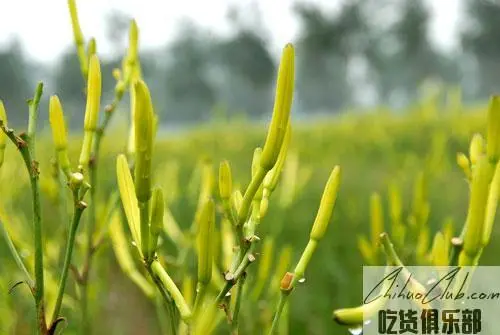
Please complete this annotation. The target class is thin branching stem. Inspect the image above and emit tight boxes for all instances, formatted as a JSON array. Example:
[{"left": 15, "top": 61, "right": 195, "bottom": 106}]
[
  {"left": 0, "top": 219, "right": 34, "bottom": 288},
  {"left": 50, "top": 194, "right": 86, "bottom": 327}
]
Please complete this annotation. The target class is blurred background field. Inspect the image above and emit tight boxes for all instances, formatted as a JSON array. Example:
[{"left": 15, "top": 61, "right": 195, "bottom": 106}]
[{"left": 2, "top": 0, "right": 500, "bottom": 334}]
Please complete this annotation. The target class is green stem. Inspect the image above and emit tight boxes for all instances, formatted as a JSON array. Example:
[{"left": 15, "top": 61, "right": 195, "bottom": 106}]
[
  {"left": 268, "top": 292, "right": 287, "bottom": 335},
  {"left": 238, "top": 168, "right": 267, "bottom": 226},
  {"left": 231, "top": 273, "right": 246, "bottom": 334},
  {"left": 139, "top": 201, "right": 151, "bottom": 261},
  {"left": 151, "top": 260, "right": 192, "bottom": 322},
  {"left": 193, "top": 283, "right": 206, "bottom": 319},
  {"left": 50, "top": 199, "right": 86, "bottom": 326},
  {"left": 27, "top": 82, "right": 43, "bottom": 159},
  {"left": 215, "top": 244, "right": 255, "bottom": 305},
  {"left": 0, "top": 219, "right": 34, "bottom": 288}
]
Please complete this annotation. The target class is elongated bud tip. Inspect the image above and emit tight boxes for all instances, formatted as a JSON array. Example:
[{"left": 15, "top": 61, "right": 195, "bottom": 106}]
[
  {"left": 260, "top": 44, "right": 295, "bottom": 171},
  {"left": 310, "top": 166, "right": 341, "bottom": 241},
  {"left": 219, "top": 160, "right": 232, "bottom": 200}
]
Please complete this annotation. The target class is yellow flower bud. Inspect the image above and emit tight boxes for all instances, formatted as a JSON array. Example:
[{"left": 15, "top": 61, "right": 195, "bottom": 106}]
[
  {"left": 460, "top": 156, "right": 491, "bottom": 265},
  {"left": 79, "top": 55, "right": 102, "bottom": 168},
  {"left": 116, "top": 154, "right": 142, "bottom": 251},
  {"left": 49, "top": 96, "right": 71, "bottom": 176},
  {"left": 483, "top": 161, "right": 500, "bottom": 246},
  {"left": 260, "top": 44, "right": 294, "bottom": 171},
  {"left": 132, "top": 80, "right": 154, "bottom": 203},
  {"left": 0, "top": 101, "right": 7, "bottom": 169},
  {"left": 487, "top": 96, "right": 500, "bottom": 163},
  {"left": 67, "top": 0, "right": 88, "bottom": 77},
  {"left": 219, "top": 160, "right": 232, "bottom": 200},
  {"left": 197, "top": 199, "right": 215, "bottom": 285},
  {"left": 150, "top": 188, "right": 165, "bottom": 254},
  {"left": 310, "top": 166, "right": 341, "bottom": 241},
  {"left": 469, "top": 133, "right": 485, "bottom": 166}
]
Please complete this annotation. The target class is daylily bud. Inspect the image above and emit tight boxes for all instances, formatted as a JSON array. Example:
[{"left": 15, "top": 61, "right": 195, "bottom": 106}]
[
  {"left": 460, "top": 156, "right": 491, "bottom": 265},
  {"left": 469, "top": 133, "right": 485, "bottom": 166},
  {"left": 116, "top": 154, "right": 142, "bottom": 251},
  {"left": 0, "top": 101, "right": 7, "bottom": 169},
  {"left": 197, "top": 199, "right": 215, "bottom": 285},
  {"left": 219, "top": 160, "right": 232, "bottom": 200},
  {"left": 310, "top": 166, "right": 341, "bottom": 241},
  {"left": 49, "top": 96, "right": 71, "bottom": 177},
  {"left": 133, "top": 80, "right": 154, "bottom": 203},
  {"left": 79, "top": 55, "right": 102, "bottom": 168},
  {"left": 483, "top": 162, "right": 500, "bottom": 246},
  {"left": 260, "top": 44, "right": 294, "bottom": 171},
  {"left": 150, "top": 188, "right": 165, "bottom": 253},
  {"left": 487, "top": 96, "right": 500, "bottom": 163},
  {"left": 124, "top": 20, "right": 140, "bottom": 84},
  {"left": 67, "top": 0, "right": 88, "bottom": 77}
]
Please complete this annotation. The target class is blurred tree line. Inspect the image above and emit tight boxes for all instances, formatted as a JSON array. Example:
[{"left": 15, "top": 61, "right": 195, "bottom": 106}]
[{"left": 1, "top": 0, "right": 500, "bottom": 127}]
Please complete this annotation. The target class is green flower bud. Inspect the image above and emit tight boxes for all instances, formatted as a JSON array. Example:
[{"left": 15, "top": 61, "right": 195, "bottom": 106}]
[
  {"left": 197, "top": 199, "right": 215, "bottom": 285},
  {"left": 49, "top": 96, "right": 71, "bottom": 177},
  {"left": 487, "top": 96, "right": 500, "bottom": 163},
  {"left": 79, "top": 55, "right": 102, "bottom": 168},
  {"left": 460, "top": 156, "right": 491, "bottom": 265},
  {"left": 132, "top": 80, "right": 154, "bottom": 203},
  {"left": 483, "top": 161, "right": 500, "bottom": 246},
  {"left": 116, "top": 154, "right": 142, "bottom": 251},
  {"left": 260, "top": 44, "right": 294, "bottom": 171},
  {"left": 67, "top": 0, "right": 88, "bottom": 77},
  {"left": 0, "top": 101, "right": 7, "bottom": 169},
  {"left": 219, "top": 160, "right": 233, "bottom": 200},
  {"left": 150, "top": 188, "right": 165, "bottom": 254},
  {"left": 310, "top": 166, "right": 341, "bottom": 241}
]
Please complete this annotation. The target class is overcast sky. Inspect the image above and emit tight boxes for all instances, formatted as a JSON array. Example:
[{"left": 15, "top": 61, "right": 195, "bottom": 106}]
[{"left": 0, "top": 0, "right": 462, "bottom": 63}]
